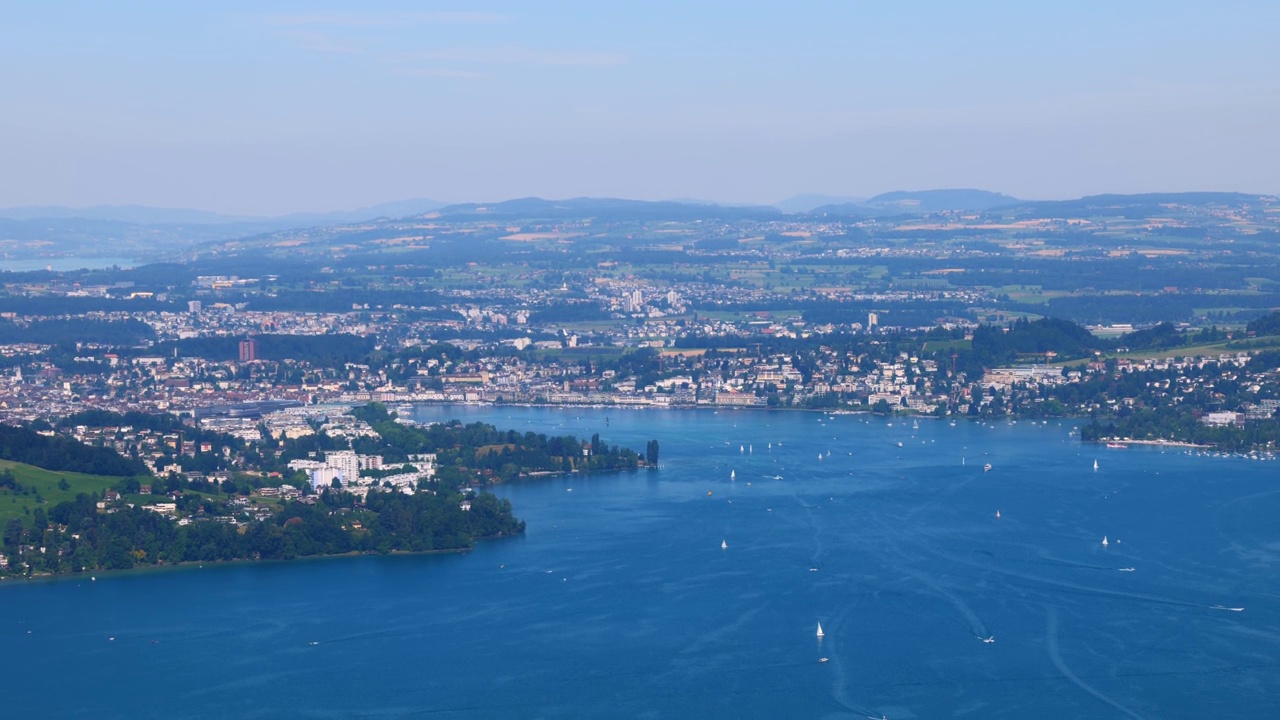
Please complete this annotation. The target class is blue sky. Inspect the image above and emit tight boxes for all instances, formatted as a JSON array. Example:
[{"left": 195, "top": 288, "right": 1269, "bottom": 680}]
[{"left": 2, "top": 1, "right": 1277, "bottom": 214}]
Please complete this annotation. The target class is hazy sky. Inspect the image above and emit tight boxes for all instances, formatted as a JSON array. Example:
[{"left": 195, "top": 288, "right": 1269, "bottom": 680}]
[{"left": 2, "top": 1, "right": 1277, "bottom": 214}]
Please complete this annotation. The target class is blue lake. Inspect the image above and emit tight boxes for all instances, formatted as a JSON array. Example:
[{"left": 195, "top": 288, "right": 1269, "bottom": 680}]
[{"left": 4, "top": 407, "right": 1278, "bottom": 718}]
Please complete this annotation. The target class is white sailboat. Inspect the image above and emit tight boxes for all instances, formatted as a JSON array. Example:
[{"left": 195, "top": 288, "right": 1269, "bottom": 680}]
[
  {"left": 816, "top": 622, "right": 825, "bottom": 638},
  {"left": 721, "top": 540, "right": 728, "bottom": 550},
  {"left": 1101, "top": 535, "right": 1109, "bottom": 547},
  {"left": 1093, "top": 459, "right": 1099, "bottom": 471},
  {"left": 730, "top": 470, "right": 736, "bottom": 480},
  {"left": 995, "top": 510, "right": 1001, "bottom": 519}
]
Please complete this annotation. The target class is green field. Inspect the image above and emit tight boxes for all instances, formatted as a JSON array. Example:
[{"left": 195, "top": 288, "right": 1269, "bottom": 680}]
[{"left": 0, "top": 460, "right": 127, "bottom": 527}]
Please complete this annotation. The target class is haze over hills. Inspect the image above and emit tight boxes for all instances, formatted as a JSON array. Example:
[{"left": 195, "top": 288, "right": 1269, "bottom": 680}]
[
  {"left": 0, "top": 198, "right": 446, "bottom": 226},
  {"left": 992, "top": 192, "right": 1279, "bottom": 219},
  {"left": 0, "top": 199, "right": 447, "bottom": 265},
  {"left": 3, "top": 190, "right": 1277, "bottom": 266},
  {"left": 809, "top": 188, "right": 1023, "bottom": 216},
  {"left": 773, "top": 194, "right": 865, "bottom": 213},
  {"left": 431, "top": 197, "right": 782, "bottom": 222}
]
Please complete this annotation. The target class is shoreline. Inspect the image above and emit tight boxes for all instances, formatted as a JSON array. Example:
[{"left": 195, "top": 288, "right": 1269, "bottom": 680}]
[
  {"left": 0, "top": 539, "right": 515, "bottom": 587},
  {"left": 403, "top": 400, "right": 1279, "bottom": 451},
  {"left": 1095, "top": 437, "right": 1212, "bottom": 449}
]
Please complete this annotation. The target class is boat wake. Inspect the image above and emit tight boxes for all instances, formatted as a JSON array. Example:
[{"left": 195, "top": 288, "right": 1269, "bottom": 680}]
[{"left": 1046, "top": 608, "right": 1147, "bottom": 720}]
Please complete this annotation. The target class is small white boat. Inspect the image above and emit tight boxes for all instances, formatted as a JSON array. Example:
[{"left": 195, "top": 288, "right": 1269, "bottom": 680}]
[
  {"left": 730, "top": 470, "right": 736, "bottom": 480},
  {"left": 1101, "top": 536, "right": 1109, "bottom": 547},
  {"left": 982, "top": 636, "right": 995, "bottom": 643},
  {"left": 818, "top": 657, "right": 829, "bottom": 663},
  {"left": 1118, "top": 567, "right": 1135, "bottom": 572},
  {"left": 995, "top": 510, "right": 1001, "bottom": 519},
  {"left": 721, "top": 540, "right": 728, "bottom": 550},
  {"left": 983, "top": 463, "right": 992, "bottom": 472},
  {"left": 816, "top": 622, "right": 825, "bottom": 638},
  {"left": 1093, "top": 459, "right": 1099, "bottom": 471}
]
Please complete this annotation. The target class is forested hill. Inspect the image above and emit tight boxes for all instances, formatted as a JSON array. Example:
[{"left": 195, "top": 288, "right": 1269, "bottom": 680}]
[
  {"left": 0, "top": 425, "right": 148, "bottom": 477},
  {"left": 5, "top": 483, "right": 523, "bottom": 574},
  {"left": 346, "top": 403, "right": 652, "bottom": 482},
  {"left": 1247, "top": 311, "right": 1280, "bottom": 337}
]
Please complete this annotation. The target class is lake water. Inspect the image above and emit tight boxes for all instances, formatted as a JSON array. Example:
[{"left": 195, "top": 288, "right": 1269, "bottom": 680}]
[{"left": 4, "top": 407, "right": 1278, "bottom": 719}]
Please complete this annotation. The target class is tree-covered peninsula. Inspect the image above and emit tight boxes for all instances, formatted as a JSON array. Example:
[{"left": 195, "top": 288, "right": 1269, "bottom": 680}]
[{"left": 0, "top": 405, "right": 654, "bottom": 577}]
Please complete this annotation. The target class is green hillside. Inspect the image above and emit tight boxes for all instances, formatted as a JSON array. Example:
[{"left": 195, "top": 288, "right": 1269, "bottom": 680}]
[{"left": 0, "top": 459, "right": 125, "bottom": 528}]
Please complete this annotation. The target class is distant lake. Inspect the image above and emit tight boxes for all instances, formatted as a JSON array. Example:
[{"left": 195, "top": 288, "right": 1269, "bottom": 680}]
[
  {"left": 0, "top": 256, "right": 136, "bottom": 272},
  {"left": 4, "top": 407, "right": 1277, "bottom": 718}
]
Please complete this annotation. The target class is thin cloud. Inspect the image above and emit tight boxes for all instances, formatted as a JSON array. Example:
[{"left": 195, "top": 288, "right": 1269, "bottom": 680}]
[
  {"left": 399, "top": 67, "right": 488, "bottom": 80},
  {"left": 265, "top": 12, "right": 510, "bottom": 27},
  {"left": 403, "top": 47, "right": 624, "bottom": 67},
  {"left": 275, "top": 29, "right": 365, "bottom": 55}
]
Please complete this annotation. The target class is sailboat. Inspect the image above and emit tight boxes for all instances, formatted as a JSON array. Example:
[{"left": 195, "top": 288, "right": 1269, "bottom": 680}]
[
  {"left": 721, "top": 540, "right": 728, "bottom": 550},
  {"left": 1093, "top": 459, "right": 1099, "bottom": 471},
  {"left": 995, "top": 510, "right": 1001, "bottom": 519},
  {"left": 816, "top": 622, "right": 825, "bottom": 638},
  {"left": 730, "top": 470, "right": 736, "bottom": 480},
  {"left": 1101, "top": 536, "right": 1109, "bottom": 547}
]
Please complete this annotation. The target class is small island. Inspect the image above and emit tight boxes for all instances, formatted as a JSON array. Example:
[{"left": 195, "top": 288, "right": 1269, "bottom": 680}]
[{"left": 0, "top": 403, "right": 655, "bottom": 577}]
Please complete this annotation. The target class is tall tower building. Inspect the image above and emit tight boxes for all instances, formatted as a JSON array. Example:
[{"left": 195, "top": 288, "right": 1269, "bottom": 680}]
[{"left": 238, "top": 339, "right": 258, "bottom": 362}]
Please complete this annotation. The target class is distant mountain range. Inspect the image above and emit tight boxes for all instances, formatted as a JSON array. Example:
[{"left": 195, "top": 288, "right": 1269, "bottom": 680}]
[
  {"left": 807, "top": 189, "right": 1023, "bottom": 216},
  {"left": 3, "top": 191, "right": 1275, "bottom": 264},
  {"left": 430, "top": 197, "right": 782, "bottom": 222},
  {"left": 0, "top": 200, "right": 447, "bottom": 263},
  {"left": 991, "top": 192, "right": 1276, "bottom": 219},
  {"left": 0, "top": 199, "right": 446, "bottom": 226},
  {"left": 773, "top": 194, "right": 866, "bottom": 213}
]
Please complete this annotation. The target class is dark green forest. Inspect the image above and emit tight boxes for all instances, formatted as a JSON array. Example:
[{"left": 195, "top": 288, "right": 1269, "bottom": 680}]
[
  {"left": 0, "top": 424, "right": 148, "bottom": 477},
  {"left": 3, "top": 488, "right": 521, "bottom": 575}
]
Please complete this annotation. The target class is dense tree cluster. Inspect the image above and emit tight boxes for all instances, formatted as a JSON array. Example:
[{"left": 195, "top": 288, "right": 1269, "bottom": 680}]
[
  {"left": 0, "top": 424, "right": 148, "bottom": 477},
  {"left": 345, "top": 403, "right": 648, "bottom": 482},
  {"left": 146, "top": 333, "right": 375, "bottom": 366},
  {"left": 2, "top": 489, "right": 521, "bottom": 575},
  {"left": 1247, "top": 311, "right": 1280, "bottom": 337},
  {"left": 0, "top": 318, "right": 156, "bottom": 346}
]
